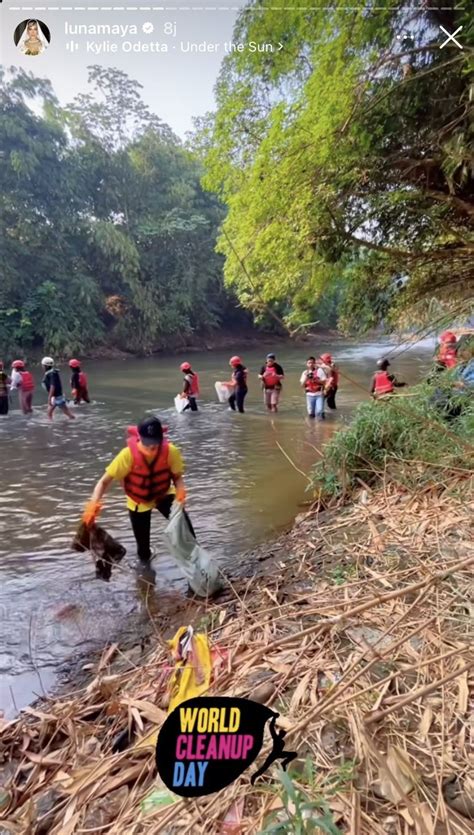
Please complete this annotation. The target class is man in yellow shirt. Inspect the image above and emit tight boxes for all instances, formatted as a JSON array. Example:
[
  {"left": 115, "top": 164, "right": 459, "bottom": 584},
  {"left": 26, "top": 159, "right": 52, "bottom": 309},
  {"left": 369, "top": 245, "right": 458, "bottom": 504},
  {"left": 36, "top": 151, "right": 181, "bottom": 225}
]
[{"left": 83, "top": 417, "right": 193, "bottom": 575}]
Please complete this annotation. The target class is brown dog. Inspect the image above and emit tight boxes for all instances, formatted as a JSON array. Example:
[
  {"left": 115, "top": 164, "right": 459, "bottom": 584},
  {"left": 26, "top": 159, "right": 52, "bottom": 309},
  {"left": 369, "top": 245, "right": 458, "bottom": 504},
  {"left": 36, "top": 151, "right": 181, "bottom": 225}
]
[{"left": 72, "top": 522, "right": 126, "bottom": 581}]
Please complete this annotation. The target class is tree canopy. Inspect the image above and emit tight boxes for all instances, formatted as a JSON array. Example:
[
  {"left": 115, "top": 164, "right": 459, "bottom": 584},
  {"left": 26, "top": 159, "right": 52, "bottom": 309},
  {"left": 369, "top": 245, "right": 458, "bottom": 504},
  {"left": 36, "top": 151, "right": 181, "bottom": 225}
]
[
  {"left": 0, "top": 65, "right": 243, "bottom": 356},
  {"left": 199, "top": 2, "right": 473, "bottom": 334}
]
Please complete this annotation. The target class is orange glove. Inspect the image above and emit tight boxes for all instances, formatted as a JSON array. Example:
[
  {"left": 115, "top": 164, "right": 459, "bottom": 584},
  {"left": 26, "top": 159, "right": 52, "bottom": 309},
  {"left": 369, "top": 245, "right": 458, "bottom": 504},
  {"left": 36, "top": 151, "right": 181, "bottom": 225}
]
[
  {"left": 175, "top": 486, "right": 187, "bottom": 505},
  {"left": 82, "top": 500, "right": 102, "bottom": 528}
]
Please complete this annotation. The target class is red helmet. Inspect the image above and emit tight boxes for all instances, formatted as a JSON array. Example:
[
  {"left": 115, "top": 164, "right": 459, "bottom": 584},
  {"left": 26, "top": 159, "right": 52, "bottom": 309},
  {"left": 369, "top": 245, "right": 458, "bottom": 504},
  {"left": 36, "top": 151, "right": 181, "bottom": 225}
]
[
  {"left": 439, "top": 331, "right": 456, "bottom": 344},
  {"left": 180, "top": 362, "right": 191, "bottom": 372},
  {"left": 69, "top": 359, "right": 81, "bottom": 368},
  {"left": 12, "top": 360, "right": 25, "bottom": 369},
  {"left": 320, "top": 353, "right": 332, "bottom": 364},
  {"left": 230, "top": 355, "right": 242, "bottom": 367}
]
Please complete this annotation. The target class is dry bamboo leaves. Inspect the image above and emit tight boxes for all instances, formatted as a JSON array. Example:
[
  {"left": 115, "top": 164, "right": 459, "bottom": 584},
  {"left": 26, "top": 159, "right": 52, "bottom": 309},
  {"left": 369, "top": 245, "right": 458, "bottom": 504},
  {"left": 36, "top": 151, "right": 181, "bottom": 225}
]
[{"left": 2, "top": 477, "right": 473, "bottom": 834}]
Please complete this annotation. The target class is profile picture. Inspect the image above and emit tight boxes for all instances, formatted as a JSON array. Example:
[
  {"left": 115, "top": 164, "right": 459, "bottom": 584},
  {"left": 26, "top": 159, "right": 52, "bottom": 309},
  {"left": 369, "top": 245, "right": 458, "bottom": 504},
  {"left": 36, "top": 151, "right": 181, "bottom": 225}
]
[{"left": 14, "top": 19, "right": 51, "bottom": 56}]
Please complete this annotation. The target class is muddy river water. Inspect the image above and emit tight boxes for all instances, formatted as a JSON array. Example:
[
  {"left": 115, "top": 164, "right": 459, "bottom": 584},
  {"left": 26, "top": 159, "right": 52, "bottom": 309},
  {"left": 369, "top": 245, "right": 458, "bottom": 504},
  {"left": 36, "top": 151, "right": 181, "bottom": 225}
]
[{"left": 0, "top": 340, "right": 435, "bottom": 717}]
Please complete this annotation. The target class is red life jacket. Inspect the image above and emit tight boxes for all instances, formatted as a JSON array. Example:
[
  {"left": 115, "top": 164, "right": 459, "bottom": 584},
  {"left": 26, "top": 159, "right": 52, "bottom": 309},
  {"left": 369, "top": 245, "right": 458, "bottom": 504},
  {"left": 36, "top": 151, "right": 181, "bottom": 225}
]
[
  {"left": 374, "top": 370, "right": 394, "bottom": 395},
  {"left": 186, "top": 372, "right": 199, "bottom": 396},
  {"left": 438, "top": 345, "right": 457, "bottom": 369},
  {"left": 20, "top": 371, "right": 35, "bottom": 392},
  {"left": 78, "top": 371, "right": 88, "bottom": 389},
  {"left": 304, "top": 371, "right": 323, "bottom": 393},
  {"left": 262, "top": 367, "right": 281, "bottom": 388},
  {"left": 123, "top": 427, "right": 171, "bottom": 505},
  {"left": 329, "top": 366, "right": 339, "bottom": 387}
]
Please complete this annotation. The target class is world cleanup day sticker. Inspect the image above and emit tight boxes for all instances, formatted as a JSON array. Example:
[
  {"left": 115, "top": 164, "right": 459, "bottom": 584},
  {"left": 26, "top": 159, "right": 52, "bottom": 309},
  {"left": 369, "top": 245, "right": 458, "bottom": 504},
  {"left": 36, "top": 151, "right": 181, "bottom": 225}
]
[{"left": 156, "top": 696, "right": 297, "bottom": 796}]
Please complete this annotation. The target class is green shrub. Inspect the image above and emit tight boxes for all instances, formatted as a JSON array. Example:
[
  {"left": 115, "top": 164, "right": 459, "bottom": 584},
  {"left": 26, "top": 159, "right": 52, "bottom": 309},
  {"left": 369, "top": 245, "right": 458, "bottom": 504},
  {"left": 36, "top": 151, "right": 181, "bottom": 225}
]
[{"left": 310, "top": 381, "right": 474, "bottom": 498}]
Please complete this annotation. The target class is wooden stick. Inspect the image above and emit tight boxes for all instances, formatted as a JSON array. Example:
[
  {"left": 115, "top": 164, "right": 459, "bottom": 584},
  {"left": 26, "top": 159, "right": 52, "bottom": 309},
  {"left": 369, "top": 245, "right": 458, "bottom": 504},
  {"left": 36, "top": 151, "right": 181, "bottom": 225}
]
[{"left": 364, "top": 661, "right": 473, "bottom": 725}]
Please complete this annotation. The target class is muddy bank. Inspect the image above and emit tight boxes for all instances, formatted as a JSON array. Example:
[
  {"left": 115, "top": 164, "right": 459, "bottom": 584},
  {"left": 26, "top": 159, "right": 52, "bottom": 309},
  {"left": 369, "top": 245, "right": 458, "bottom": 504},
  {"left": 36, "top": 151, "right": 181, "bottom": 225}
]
[{"left": 21, "top": 326, "right": 347, "bottom": 362}]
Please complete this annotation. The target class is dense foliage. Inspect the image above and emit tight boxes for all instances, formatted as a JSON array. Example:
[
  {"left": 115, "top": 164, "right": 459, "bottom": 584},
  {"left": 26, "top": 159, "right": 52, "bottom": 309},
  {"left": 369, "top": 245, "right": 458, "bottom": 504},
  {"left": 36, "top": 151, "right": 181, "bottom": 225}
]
[
  {"left": 199, "top": 2, "right": 473, "bottom": 333},
  {"left": 310, "top": 368, "right": 474, "bottom": 499},
  {"left": 0, "top": 66, "right": 244, "bottom": 355}
]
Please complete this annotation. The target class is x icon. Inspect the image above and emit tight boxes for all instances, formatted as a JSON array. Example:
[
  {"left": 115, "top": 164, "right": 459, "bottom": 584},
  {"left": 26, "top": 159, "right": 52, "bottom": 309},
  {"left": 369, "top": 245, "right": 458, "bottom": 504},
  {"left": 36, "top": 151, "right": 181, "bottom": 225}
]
[{"left": 439, "top": 25, "right": 463, "bottom": 50}]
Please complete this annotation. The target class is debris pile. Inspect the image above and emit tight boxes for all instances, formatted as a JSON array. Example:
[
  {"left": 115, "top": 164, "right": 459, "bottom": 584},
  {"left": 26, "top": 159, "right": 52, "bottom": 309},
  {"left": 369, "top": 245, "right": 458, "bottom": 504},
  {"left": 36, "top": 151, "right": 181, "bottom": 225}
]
[{"left": 1, "top": 476, "right": 473, "bottom": 833}]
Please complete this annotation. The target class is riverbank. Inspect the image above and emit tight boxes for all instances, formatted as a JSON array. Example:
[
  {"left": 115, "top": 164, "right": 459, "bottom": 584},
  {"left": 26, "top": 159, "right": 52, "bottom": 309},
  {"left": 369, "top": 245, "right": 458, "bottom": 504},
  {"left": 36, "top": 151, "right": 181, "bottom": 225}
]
[
  {"left": 2, "top": 480, "right": 472, "bottom": 831},
  {"left": 20, "top": 326, "right": 346, "bottom": 362},
  {"left": 1, "top": 375, "right": 472, "bottom": 833}
]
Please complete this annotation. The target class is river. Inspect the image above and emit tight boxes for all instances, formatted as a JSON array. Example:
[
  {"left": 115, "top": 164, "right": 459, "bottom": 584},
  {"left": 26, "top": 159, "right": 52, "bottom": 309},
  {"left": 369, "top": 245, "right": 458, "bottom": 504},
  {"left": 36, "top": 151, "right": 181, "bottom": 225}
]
[{"left": 0, "top": 339, "right": 434, "bottom": 717}]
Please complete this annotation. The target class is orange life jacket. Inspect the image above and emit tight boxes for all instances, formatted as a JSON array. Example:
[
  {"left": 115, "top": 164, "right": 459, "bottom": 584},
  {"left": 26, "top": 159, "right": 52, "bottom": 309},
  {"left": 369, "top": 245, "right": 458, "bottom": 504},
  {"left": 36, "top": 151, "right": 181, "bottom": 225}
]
[
  {"left": 123, "top": 428, "right": 171, "bottom": 505},
  {"left": 374, "top": 370, "right": 394, "bottom": 395},
  {"left": 438, "top": 344, "right": 457, "bottom": 369},
  {"left": 78, "top": 371, "right": 88, "bottom": 390},
  {"left": 20, "top": 371, "right": 35, "bottom": 392},
  {"left": 186, "top": 371, "right": 199, "bottom": 396},
  {"left": 262, "top": 367, "right": 281, "bottom": 388},
  {"left": 304, "top": 371, "right": 324, "bottom": 393}
]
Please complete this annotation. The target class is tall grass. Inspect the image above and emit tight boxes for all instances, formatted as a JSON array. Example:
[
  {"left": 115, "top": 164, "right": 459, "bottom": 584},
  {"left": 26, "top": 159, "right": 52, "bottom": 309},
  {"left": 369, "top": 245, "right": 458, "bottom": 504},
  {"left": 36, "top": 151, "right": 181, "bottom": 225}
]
[{"left": 311, "top": 380, "right": 474, "bottom": 498}]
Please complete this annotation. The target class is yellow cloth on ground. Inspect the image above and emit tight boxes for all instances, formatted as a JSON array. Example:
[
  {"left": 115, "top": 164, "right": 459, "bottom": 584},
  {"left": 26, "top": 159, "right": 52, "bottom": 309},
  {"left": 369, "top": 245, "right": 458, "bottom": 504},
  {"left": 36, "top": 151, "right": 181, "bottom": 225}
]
[
  {"left": 133, "top": 626, "right": 212, "bottom": 751},
  {"left": 167, "top": 626, "right": 212, "bottom": 713},
  {"left": 105, "top": 443, "right": 184, "bottom": 512}
]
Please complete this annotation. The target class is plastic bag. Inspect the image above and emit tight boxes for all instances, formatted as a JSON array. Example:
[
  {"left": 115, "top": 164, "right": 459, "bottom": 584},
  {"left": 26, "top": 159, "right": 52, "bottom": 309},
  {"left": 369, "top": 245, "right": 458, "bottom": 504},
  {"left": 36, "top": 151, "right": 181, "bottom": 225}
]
[
  {"left": 174, "top": 394, "right": 189, "bottom": 414},
  {"left": 164, "top": 503, "right": 224, "bottom": 597},
  {"left": 215, "top": 381, "right": 230, "bottom": 404}
]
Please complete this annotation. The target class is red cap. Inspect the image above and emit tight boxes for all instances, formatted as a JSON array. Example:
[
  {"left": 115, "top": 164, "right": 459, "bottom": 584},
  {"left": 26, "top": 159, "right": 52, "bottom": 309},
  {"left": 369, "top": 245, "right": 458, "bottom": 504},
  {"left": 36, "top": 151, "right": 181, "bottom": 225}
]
[
  {"left": 320, "top": 353, "right": 332, "bottom": 364},
  {"left": 180, "top": 362, "right": 191, "bottom": 372},
  {"left": 12, "top": 360, "right": 25, "bottom": 369},
  {"left": 439, "top": 331, "right": 456, "bottom": 344},
  {"left": 69, "top": 359, "right": 81, "bottom": 368},
  {"left": 230, "top": 355, "right": 242, "bottom": 366}
]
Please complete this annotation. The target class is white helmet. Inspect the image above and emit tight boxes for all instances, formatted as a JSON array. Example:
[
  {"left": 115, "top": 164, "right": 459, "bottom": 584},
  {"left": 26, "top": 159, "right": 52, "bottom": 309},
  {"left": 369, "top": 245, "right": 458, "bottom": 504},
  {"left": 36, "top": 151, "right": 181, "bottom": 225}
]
[{"left": 41, "top": 356, "right": 54, "bottom": 366}]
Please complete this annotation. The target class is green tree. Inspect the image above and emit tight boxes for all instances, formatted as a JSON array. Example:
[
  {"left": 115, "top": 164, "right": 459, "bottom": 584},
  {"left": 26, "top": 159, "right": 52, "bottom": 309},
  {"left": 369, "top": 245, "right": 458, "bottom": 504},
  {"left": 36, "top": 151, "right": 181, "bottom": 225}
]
[
  {"left": 199, "top": 3, "right": 474, "bottom": 334},
  {"left": 0, "top": 65, "right": 236, "bottom": 356}
]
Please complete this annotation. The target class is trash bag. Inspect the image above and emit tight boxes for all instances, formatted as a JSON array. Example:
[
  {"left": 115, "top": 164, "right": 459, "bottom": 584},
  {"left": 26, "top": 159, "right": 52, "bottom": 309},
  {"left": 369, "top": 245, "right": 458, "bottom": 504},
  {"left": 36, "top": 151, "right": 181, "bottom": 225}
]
[
  {"left": 215, "top": 381, "right": 230, "bottom": 404},
  {"left": 174, "top": 395, "right": 189, "bottom": 414},
  {"left": 163, "top": 504, "right": 224, "bottom": 597},
  {"left": 71, "top": 521, "right": 126, "bottom": 581}
]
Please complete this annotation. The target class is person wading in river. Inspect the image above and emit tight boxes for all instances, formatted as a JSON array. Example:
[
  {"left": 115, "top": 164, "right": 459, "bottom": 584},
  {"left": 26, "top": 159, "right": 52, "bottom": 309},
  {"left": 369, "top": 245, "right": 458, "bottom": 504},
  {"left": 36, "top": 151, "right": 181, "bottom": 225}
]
[
  {"left": 82, "top": 417, "right": 193, "bottom": 582},
  {"left": 69, "top": 359, "right": 90, "bottom": 404},
  {"left": 371, "top": 358, "right": 406, "bottom": 398},
  {"left": 319, "top": 353, "right": 339, "bottom": 410},
  {"left": 42, "top": 357, "right": 75, "bottom": 420},
  {"left": 300, "top": 356, "right": 327, "bottom": 420},
  {"left": 258, "top": 353, "right": 284, "bottom": 413},
  {"left": 0, "top": 362, "right": 10, "bottom": 416},
  {"left": 226, "top": 356, "right": 248, "bottom": 413},
  {"left": 179, "top": 362, "right": 200, "bottom": 412},
  {"left": 10, "top": 360, "right": 35, "bottom": 414}
]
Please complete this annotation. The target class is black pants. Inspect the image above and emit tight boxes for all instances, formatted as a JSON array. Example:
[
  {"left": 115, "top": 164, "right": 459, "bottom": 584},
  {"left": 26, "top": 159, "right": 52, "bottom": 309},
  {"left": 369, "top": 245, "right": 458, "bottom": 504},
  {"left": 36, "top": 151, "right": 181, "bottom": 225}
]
[
  {"left": 129, "top": 494, "right": 196, "bottom": 562},
  {"left": 0, "top": 396, "right": 8, "bottom": 415},
  {"left": 183, "top": 396, "right": 198, "bottom": 412},
  {"left": 229, "top": 388, "right": 247, "bottom": 413},
  {"left": 326, "top": 387, "right": 338, "bottom": 410}
]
